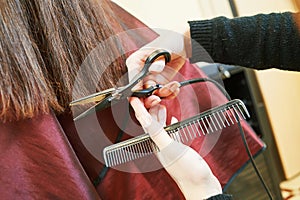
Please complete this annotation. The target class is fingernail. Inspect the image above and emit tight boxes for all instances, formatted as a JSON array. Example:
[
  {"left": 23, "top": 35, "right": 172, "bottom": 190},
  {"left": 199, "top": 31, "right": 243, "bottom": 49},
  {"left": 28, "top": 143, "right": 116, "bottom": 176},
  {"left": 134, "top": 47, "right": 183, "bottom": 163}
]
[
  {"left": 159, "top": 82, "right": 178, "bottom": 96},
  {"left": 169, "top": 82, "right": 180, "bottom": 93}
]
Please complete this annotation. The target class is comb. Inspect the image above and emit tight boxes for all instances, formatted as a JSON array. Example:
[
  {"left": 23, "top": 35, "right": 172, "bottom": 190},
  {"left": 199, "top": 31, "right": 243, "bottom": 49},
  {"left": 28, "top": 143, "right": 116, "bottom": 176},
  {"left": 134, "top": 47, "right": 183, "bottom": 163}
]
[{"left": 103, "top": 99, "right": 250, "bottom": 167}]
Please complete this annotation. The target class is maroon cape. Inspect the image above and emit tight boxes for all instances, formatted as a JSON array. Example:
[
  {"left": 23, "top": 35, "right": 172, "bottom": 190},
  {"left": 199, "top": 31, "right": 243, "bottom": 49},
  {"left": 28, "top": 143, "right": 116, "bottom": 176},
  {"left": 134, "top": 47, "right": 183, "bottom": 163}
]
[{"left": 0, "top": 2, "right": 264, "bottom": 200}]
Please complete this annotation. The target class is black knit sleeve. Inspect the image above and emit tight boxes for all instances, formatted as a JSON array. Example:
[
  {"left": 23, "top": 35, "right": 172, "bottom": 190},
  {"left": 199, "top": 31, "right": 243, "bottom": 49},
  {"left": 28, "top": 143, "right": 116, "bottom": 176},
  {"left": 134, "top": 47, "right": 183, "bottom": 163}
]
[
  {"left": 188, "top": 12, "right": 300, "bottom": 71},
  {"left": 206, "top": 194, "right": 233, "bottom": 200}
]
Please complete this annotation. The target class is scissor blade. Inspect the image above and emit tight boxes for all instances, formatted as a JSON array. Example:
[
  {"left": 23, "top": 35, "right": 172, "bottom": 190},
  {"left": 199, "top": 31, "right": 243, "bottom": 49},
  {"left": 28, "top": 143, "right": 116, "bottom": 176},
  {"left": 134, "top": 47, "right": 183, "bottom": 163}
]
[
  {"left": 69, "top": 88, "right": 116, "bottom": 106},
  {"left": 73, "top": 103, "right": 98, "bottom": 121},
  {"left": 73, "top": 96, "right": 114, "bottom": 121}
]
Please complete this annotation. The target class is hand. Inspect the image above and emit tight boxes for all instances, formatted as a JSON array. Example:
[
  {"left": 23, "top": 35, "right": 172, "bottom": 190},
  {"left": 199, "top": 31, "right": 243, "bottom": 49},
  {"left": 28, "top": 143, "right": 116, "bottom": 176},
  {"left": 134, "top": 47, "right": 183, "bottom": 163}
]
[
  {"left": 126, "top": 30, "right": 189, "bottom": 107},
  {"left": 130, "top": 97, "right": 222, "bottom": 200},
  {"left": 126, "top": 46, "right": 185, "bottom": 88}
]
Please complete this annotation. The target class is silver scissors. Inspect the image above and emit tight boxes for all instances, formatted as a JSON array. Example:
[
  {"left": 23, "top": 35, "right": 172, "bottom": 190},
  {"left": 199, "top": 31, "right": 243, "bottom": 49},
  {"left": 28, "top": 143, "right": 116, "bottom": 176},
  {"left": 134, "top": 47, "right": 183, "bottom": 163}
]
[{"left": 70, "top": 49, "right": 171, "bottom": 121}]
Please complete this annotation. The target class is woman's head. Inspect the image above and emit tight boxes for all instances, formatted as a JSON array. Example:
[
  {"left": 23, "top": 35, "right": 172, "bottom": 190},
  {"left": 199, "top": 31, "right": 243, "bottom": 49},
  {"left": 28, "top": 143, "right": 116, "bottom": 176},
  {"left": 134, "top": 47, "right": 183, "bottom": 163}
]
[{"left": 0, "top": 0, "right": 127, "bottom": 122}]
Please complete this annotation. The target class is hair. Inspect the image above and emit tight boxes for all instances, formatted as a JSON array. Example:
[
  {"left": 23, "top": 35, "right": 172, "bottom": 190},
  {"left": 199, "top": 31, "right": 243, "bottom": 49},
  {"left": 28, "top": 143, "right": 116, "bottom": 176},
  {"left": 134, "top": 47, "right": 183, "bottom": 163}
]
[{"left": 0, "top": 0, "right": 127, "bottom": 122}]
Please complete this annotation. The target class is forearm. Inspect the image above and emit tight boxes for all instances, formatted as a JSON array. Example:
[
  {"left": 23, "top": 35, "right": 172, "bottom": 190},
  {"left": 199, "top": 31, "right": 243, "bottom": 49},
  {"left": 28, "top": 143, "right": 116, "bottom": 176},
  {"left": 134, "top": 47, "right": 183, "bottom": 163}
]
[{"left": 188, "top": 12, "right": 300, "bottom": 71}]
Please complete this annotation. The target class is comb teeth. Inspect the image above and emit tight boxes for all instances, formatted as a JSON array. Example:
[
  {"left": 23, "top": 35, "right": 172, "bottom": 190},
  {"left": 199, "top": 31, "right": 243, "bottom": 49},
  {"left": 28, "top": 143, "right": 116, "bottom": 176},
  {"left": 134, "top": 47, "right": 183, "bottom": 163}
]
[
  {"left": 104, "top": 136, "right": 159, "bottom": 168},
  {"left": 103, "top": 99, "right": 250, "bottom": 167}
]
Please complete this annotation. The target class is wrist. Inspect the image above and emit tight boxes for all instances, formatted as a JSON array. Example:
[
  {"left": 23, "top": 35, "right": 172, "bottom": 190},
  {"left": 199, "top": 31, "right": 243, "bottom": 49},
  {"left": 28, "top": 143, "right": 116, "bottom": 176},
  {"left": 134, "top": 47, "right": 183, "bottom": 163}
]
[
  {"left": 147, "top": 127, "right": 173, "bottom": 150},
  {"left": 201, "top": 175, "right": 223, "bottom": 199},
  {"left": 143, "top": 29, "right": 186, "bottom": 59}
]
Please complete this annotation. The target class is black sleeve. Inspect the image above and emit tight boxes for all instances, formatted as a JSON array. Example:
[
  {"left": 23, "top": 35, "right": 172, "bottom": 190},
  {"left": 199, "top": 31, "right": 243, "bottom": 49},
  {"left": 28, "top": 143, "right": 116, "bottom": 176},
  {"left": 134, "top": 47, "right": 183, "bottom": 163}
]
[
  {"left": 188, "top": 12, "right": 300, "bottom": 71},
  {"left": 206, "top": 194, "right": 233, "bottom": 200}
]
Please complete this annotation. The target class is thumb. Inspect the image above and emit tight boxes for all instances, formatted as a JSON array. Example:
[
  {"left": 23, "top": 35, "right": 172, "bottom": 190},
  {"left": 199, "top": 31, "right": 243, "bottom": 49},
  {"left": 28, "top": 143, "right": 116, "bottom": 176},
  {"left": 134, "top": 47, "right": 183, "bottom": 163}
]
[
  {"left": 147, "top": 105, "right": 173, "bottom": 149},
  {"left": 129, "top": 97, "right": 152, "bottom": 128},
  {"left": 130, "top": 97, "right": 172, "bottom": 150}
]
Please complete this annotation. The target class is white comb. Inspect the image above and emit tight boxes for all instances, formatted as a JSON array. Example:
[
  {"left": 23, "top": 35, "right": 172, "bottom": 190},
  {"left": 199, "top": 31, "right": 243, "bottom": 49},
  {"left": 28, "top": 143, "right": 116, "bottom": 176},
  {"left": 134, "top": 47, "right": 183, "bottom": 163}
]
[{"left": 103, "top": 99, "right": 250, "bottom": 167}]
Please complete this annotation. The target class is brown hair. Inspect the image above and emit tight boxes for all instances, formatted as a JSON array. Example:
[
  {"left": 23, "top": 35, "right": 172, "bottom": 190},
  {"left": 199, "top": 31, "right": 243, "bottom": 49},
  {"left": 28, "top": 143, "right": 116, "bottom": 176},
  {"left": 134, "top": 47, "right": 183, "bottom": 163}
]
[{"left": 0, "top": 0, "right": 127, "bottom": 122}]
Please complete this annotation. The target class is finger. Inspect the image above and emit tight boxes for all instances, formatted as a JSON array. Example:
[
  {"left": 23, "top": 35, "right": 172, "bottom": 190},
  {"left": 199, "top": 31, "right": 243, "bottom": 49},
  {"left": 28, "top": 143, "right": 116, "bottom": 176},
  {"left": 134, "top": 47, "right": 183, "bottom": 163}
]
[
  {"left": 144, "top": 73, "right": 169, "bottom": 87},
  {"left": 145, "top": 64, "right": 181, "bottom": 85},
  {"left": 126, "top": 51, "right": 166, "bottom": 91},
  {"left": 164, "top": 87, "right": 180, "bottom": 100},
  {"left": 126, "top": 49, "right": 152, "bottom": 82},
  {"left": 156, "top": 81, "right": 180, "bottom": 98},
  {"left": 127, "top": 64, "right": 144, "bottom": 91},
  {"left": 148, "top": 60, "right": 165, "bottom": 73},
  {"left": 149, "top": 104, "right": 167, "bottom": 126},
  {"left": 141, "top": 60, "right": 168, "bottom": 89},
  {"left": 131, "top": 81, "right": 143, "bottom": 91},
  {"left": 144, "top": 95, "right": 161, "bottom": 109},
  {"left": 158, "top": 104, "right": 167, "bottom": 126},
  {"left": 130, "top": 101, "right": 162, "bottom": 138},
  {"left": 126, "top": 49, "right": 151, "bottom": 71},
  {"left": 129, "top": 97, "right": 152, "bottom": 128},
  {"left": 148, "top": 104, "right": 160, "bottom": 122},
  {"left": 127, "top": 64, "right": 141, "bottom": 83},
  {"left": 144, "top": 79, "right": 157, "bottom": 89}
]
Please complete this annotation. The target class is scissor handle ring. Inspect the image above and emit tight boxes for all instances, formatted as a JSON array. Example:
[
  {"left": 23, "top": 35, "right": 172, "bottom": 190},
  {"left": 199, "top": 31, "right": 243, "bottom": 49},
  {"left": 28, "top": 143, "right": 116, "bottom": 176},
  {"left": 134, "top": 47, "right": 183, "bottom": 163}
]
[
  {"left": 144, "top": 49, "right": 171, "bottom": 69},
  {"left": 117, "top": 49, "right": 171, "bottom": 97}
]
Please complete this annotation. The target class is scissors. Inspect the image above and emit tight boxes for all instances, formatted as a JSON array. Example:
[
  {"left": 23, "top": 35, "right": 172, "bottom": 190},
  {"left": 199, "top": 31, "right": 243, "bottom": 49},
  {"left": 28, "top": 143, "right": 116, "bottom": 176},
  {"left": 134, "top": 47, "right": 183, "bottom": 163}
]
[{"left": 70, "top": 49, "right": 171, "bottom": 121}]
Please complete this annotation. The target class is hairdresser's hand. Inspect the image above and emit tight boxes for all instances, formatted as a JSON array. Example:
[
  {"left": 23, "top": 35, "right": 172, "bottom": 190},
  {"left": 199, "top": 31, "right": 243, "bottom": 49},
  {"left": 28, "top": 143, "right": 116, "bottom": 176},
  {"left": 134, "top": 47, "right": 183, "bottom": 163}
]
[
  {"left": 130, "top": 97, "right": 222, "bottom": 200},
  {"left": 126, "top": 30, "right": 190, "bottom": 106}
]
